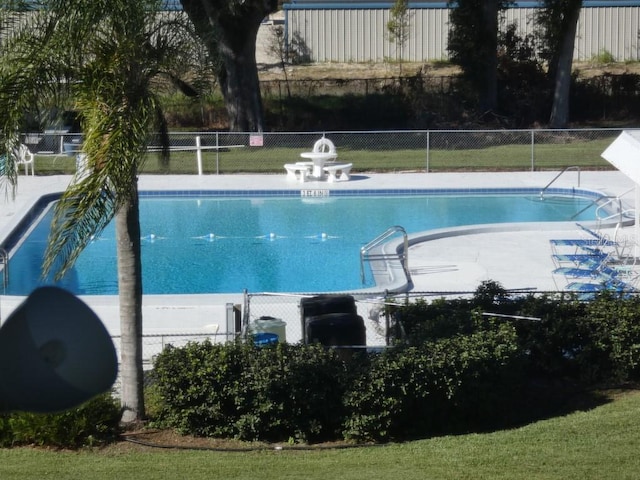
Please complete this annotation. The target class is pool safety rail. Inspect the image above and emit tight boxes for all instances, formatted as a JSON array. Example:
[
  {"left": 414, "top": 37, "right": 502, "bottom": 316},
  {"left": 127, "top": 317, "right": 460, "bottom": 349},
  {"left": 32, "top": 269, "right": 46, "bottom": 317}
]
[
  {"left": 540, "top": 166, "right": 581, "bottom": 199},
  {"left": 566, "top": 186, "right": 634, "bottom": 227},
  {"left": 0, "top": 247, "right": 7, "bottom": 289},
  {"left": 595, "top": 188, "right": 636, "bottom": 226},
  {"left": 360, "top": 226, "right": 409, "bottom": 285}
]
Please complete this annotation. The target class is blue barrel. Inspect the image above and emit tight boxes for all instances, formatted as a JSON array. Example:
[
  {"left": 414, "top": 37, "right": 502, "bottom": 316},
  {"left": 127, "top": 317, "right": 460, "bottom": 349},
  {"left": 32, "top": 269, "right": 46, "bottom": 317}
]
[{"left": 253, "top": 332, "right": 279, "bottom": 346}]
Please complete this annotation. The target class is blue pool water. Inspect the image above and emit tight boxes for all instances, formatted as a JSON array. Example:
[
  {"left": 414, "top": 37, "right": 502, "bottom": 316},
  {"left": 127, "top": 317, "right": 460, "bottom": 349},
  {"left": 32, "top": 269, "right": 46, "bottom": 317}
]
[{"left": 5, "top": 190, "right": 603, "bottom": 295}]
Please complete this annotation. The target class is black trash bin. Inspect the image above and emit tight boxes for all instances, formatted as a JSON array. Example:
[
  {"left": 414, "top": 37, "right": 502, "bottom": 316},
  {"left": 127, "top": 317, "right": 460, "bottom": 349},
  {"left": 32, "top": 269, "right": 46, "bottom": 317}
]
[
  {"left": 300, "top": 295, "right": 357, "bottom": 343},
  {"left": 305, "top": 313, "right": 366, "bottom": 347}
]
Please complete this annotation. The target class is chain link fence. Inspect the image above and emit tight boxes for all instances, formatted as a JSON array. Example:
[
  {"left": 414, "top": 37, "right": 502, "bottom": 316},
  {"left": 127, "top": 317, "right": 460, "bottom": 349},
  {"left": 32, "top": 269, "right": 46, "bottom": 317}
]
[
  {"left": 26, "top": 128, "right": 626, "bottom": 175},
  {"left": 110, "top": 331, "right": 231, "bottom": 370},
  {"left": 243, "top": 290, "right": 502, "bottom": 348},
  {"left": 242, "top": 288, "right": 554, "bottom": 349}
]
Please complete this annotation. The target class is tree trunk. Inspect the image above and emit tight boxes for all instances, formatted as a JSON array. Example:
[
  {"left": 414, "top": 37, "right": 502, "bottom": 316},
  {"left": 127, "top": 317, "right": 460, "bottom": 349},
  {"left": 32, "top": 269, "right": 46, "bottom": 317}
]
[
  {"left": 217, "top": 24, "right": 265, "bottom": 132},
  {"left": 479, "top": 0, "right": 498, "bottom": 114},
  {"left": 116, "top": 182, "right": 144, "bottom": 424},
  {"left": 549, "top": 1, "right": 581, "bottom": 128},
  {"left": 180, "top": 0, "right": 278, "bottom": 132}
]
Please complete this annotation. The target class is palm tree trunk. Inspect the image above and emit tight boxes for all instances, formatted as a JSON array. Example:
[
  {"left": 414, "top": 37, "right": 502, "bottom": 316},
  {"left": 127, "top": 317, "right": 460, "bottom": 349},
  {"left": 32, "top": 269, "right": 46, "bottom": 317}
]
[{"left": 116, "top": 182, "right": 145, "bottom": 424}]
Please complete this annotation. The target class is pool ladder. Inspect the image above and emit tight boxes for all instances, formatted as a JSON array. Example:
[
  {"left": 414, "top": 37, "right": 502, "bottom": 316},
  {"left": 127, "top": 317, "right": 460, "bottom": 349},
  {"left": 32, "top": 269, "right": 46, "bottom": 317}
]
[
  {"left": 360, "top": 226, "right": 409, "bottom": 284},
  {"left": 0, "top": 247, "right": 7, "bottom": 289},
  {"left": 540, "top": 166, "right": 581, "bottom": 199}
]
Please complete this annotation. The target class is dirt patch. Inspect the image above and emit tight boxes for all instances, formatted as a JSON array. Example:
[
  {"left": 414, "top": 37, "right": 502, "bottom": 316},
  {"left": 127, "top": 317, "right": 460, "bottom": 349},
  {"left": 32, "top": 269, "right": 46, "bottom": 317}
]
[
  {"left": 258, "top": 60, "right": 640, "bottom": 81},
  {"left": 258, "top": 61, "right": 461, "bottom": 81},
  {"left": 574, "top": 61, "right": 640, "bottom": 79},
  {"left": 101, "top": 429, "right": 366, "bottom": 454},
  {"left": 106, "top": 429, "right": 272, "bottom": 453}
]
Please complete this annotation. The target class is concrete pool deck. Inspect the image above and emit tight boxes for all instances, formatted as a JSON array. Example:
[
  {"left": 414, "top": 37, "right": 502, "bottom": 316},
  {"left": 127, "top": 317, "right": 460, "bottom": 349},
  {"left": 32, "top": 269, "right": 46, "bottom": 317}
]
[{"left": 1, "top": 170, "right": 637, "bottom": 348}]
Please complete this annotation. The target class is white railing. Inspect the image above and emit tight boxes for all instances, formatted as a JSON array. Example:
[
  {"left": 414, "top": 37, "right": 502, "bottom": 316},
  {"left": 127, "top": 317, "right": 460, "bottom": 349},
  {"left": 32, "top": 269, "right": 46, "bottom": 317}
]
[
  {"left": 540, "top": 166, "right": 581, "bottom": 199},
  {"left": 360, "top": 226, "right": 409, "bottom": 285}
]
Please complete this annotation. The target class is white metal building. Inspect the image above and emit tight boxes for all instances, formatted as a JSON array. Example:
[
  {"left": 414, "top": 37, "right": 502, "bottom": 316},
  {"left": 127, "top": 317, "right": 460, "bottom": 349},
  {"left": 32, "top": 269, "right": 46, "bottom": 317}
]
[{"left": 283, "top": 1, "right": 640, "bottom": 63}]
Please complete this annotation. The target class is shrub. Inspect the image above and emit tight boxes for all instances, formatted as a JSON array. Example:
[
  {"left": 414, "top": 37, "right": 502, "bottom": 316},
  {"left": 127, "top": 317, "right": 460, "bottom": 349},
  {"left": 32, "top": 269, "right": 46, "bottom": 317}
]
[
  {"left": 0, "top": 393, "right": 121, "bottom": 448},
  {"left": 578, "top": 293, "right": 640, "bottom": 383},
  {"left": 149, "top": 285, "right": 640, "bottom": 444},
  {"left": 343, "top": 320, "right": 524, "bottom": 442},
  {"left": 152, "top": 341, "right": 349, "bottom": 443}
]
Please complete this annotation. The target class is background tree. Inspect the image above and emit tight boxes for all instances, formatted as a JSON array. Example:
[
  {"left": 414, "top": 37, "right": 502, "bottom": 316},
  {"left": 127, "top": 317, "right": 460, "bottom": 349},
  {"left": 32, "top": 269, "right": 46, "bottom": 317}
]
[
  {"left": 180, "top": 0, "right": 280, "bottom": 132},
  {"left": 267, "top": 24, "right": 292, "bottom": 99},
  {"left": 447, "top": 0, "right": 511, "bottom": 117},
  {"left": 0, "top": 0, "right": 199, "bottom": 423},
  {"left": 536, "top": 0, "right": 583, "bottom": 128},
  {"left": 387, "top": 0, "right": 411, "bottom": 75}
]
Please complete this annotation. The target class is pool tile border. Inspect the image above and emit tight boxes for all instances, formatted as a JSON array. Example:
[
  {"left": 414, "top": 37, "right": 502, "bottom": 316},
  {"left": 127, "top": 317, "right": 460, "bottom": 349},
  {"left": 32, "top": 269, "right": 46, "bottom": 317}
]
[{"left": 140, "top": 187, "right": 603, "bottom": 199}]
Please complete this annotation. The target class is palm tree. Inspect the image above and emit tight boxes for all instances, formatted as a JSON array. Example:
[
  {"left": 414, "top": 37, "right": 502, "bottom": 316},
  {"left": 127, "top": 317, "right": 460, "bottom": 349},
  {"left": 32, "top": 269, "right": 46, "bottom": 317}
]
[{"left": 0, "top": 0, "right": 200, "bottom": 423}]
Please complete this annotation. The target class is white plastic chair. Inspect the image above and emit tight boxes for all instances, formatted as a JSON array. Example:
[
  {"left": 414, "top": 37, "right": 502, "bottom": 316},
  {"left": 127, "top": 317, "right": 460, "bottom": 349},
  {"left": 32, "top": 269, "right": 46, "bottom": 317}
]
[{"left": 12, "top": 143, "right": 34, "bottom": 176}]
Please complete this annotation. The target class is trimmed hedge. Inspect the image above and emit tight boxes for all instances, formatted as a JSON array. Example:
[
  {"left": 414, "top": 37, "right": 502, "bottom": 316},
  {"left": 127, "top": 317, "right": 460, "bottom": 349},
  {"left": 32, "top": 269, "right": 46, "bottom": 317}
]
[
  {"left": 151, "top": 341, "right": 349, "bottom": 443},
  {"left": 151, "top": 318, "right": 525, "bottom": 442},
  {"left": 149, "top": 282, "right": 640, "bottom": 443},
  {"left": 343, "top": 321, "right": 524, "bottom": 441}
]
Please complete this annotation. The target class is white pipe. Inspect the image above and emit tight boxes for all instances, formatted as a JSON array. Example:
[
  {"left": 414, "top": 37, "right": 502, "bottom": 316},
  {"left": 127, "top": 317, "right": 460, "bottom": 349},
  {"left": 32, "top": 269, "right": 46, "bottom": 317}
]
[
  {"left": 633, "top": 183, "right": 640, "bottom": 258},
  {"left": 196, "top": 135, "right": 203, "bottom": 176}
]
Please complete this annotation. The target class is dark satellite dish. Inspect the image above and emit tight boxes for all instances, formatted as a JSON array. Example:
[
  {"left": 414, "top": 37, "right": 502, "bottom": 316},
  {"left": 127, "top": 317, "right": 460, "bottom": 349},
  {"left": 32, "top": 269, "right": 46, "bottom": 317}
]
[{"left": 0, "top": 287, "right": 117, "bottom": 413}]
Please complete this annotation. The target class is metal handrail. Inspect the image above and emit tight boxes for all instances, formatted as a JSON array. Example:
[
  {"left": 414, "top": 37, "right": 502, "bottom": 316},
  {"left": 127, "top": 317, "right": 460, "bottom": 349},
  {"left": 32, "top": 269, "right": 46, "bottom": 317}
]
[
  {"left": 595, "top": 197, "right": 634, "bottom": 225},
  {"left": 0, "top": 247, "right": 7, "bottom": 289},
  {"left": 540, "top": 166, "right": 581, "bottom": 199},
  {"left": 570, "top": 187, "right": 634, "bottom": 224},
  {"left": 360, "top": 226, "right": 409, "bottom": 284}
]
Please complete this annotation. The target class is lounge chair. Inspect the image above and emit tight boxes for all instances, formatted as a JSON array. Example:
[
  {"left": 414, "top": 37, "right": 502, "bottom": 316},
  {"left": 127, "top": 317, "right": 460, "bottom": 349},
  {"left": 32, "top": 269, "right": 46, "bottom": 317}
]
[
  {"left": 566, "top": 283, "right": 627, "bottom": 301},
  {"left": 575, "top": 222, "right": 635, "bottom": 259},
  {"left": 576, "top": 223, "right": 615, "bottom": 243},
  {"left": 552, "top": 251, "right": 610, "bottom": 268},
  {"left": 565, "top": 279, "right": 636, "bottom": 301},
  {"left": 550, "top": 226, "right": 618, "bottom": 258},
  {"left": 550, "top": 237, "right": 615, "bottom": 250},
  {"left": 553, "top": 262, "right": 620, "bottom": 281}
]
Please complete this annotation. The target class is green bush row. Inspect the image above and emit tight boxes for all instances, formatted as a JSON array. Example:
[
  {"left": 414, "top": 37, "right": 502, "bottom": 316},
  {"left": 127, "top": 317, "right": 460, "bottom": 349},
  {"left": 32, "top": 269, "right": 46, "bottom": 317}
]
[
  {"left": 150, "top": 316, "right": 525, "bottom": 442},
  {"left": 393, "top": 282, "right": 640, "bottom": 385},
  {"left": 150, "top": 282, "right": 640, "bottom": 443},
  {"left": 0, "top": 393, "right": 121, "bottom": 448}
]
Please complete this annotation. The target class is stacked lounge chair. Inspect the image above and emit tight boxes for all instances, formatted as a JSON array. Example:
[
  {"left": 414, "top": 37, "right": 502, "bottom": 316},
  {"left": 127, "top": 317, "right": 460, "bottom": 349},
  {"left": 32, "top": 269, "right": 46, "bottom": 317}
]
[{"left": 550, "top": 223, "right": 638, "bottom": 298}]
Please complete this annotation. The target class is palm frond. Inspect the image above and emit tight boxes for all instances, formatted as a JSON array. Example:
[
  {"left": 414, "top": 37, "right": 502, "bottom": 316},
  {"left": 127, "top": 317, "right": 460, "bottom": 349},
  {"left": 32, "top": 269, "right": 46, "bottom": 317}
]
[
  {"left": 43, "top": 174, "right": 116, "bottom": 280},
  {"left": 3, "top": 0, "right": 209, "bottom": 273}
]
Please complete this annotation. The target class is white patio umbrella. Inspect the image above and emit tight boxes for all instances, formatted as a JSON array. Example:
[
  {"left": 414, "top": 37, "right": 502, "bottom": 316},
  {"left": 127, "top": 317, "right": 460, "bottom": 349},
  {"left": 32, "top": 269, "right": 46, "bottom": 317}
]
[{"left": 601, "top": 130, "right": 640, "bottom": 258}]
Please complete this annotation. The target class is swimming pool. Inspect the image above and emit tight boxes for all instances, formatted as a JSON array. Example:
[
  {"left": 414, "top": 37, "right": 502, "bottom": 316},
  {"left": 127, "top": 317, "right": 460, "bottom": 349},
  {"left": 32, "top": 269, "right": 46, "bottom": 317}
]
[{"left": 4, "top": 188, "right": 606, "bottom": 296}]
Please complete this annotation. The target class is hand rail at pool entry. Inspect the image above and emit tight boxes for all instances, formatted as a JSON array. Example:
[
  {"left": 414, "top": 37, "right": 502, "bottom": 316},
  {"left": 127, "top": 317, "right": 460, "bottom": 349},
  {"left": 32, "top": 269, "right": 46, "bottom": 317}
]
[
  {"left": 0, "top": 247, "right": 7, "bottom": 289},
  {"left": 360, "top": 226, "right": 409, "bottom": 284},
  {"left": 594, "top": 195, "right": 637, "bottom": 231},
  {"left": 568, "top": 188, "right": 634, "bottom": 226},
  {"left": 540, "top": 166, "right": 581, "bottom": 199}
]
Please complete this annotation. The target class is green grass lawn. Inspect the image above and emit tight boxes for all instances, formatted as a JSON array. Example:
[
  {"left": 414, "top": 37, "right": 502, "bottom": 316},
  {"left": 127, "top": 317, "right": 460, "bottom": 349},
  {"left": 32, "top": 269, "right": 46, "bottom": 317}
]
[
  {"left": 30, "top": 136, "right": 613, "bottom": 176},
  {"left": 1, "top": 389, "right": 639, "bottom": 480}
]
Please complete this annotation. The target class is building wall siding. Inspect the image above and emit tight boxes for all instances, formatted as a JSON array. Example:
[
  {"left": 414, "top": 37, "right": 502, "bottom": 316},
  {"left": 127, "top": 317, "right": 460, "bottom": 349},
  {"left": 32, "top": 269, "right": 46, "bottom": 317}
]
[{"left": 287, "top": 6, "right": 639, "bottom": 63}]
